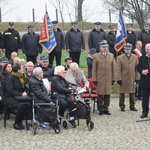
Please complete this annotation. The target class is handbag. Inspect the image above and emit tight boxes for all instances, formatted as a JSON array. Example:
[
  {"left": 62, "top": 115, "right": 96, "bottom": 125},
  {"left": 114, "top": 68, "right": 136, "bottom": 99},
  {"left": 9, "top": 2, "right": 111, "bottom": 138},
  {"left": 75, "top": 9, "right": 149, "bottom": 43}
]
[{"left": 14, "top": 95, "right": 32, "bottom": 102}]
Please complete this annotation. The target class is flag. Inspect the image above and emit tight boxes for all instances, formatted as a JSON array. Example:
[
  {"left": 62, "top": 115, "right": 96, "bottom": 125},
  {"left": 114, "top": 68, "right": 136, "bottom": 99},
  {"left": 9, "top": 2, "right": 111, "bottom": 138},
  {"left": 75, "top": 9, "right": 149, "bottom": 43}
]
[
  {"left": 39, "top": 11, "right": 57, "bottom": 54},
  {"left": 114, "top": 11, "right": 127, "bottom": 52}
]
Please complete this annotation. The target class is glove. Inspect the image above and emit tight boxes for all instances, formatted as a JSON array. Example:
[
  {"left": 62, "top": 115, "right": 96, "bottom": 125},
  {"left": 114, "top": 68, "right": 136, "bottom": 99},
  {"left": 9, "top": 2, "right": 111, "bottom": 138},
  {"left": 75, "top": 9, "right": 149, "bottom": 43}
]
[
  {"left": 112, "top": 81, "right": 115, "bottom": 85},
  {"left": 135, "top": 80, "right": 139, "bottom": 84},
  {"left": 50, "top": 102, "right": 55, "bottom": 107},
  {"left": 93, "top": 81, "right": 97, "bottom": 85},
  {"left": 117, "top": 80, "right": 122, "bottom": 86}
]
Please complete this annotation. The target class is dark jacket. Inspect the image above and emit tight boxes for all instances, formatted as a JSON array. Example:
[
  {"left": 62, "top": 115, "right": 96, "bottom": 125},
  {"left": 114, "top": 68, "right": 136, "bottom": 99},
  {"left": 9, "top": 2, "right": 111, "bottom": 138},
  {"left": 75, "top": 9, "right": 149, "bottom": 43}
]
[
  {"left": 137, "top": 55, "right": 150, "bottom": 88},
  {"left": 126, "top": 30, "right": 136, "bottom": 49},
  {"left": 51, "top": 75, "right": 72, "bottom": 99},
  {"left": 88, "top": 28, "right": 106, "bottom": 52},
  {"left": 3, "top": 28, "right": 20, "bottom": 51},
  {"left": 41, "top": 65, "right": 54, "bottom": 82},
  {"left": 65, "top": 28, "right": 85, "bottom": 52},
  {"left": 0, "top": 32, "right": 4, "bottom": 49},
  {"left": 4, "top": 74, "right": 24, "bottom": 106},
  {"left": 107, "top": 31, "right": 116, "bottom": 55},
  {"left": 86, "top": 55, "right": 93, "bottom": 78},
  {"left": 21, "top": 32, "right": 42, "bottom": 56},
  {"left": 138, "top": 30, "right": 150, "bottom": 50},
  {"left": 53, "top": 28, "right": 65, "bottom": 52},
  {"left": 29, "top": 76, "right": 51, "bottom": 103}
]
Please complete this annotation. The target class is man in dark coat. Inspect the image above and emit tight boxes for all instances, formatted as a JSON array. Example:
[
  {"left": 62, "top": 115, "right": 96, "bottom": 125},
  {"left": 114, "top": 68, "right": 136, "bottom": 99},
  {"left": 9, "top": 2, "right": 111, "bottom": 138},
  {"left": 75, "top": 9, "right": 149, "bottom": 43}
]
[
  {"left": 88, "top": 22, "right": 106, "bottom": 52},
  {"left": 3, "top": 22, "right": 21, "bottom": 60},
  {"left": 49, "top": 21, "right": 65, "bottom": 66},
  {"left": 137, "top": 43, "right": 150, "bottom": 118},
  {"left": 107, "top": 24, "right": 117, "bottom": 58},
  {"left": 126, "top": 23, "right": 136, "bottom": 50},
  {"left": 138, "top": 23, "right": 150, "bottom": 51},
  {"left": 21, "top": 25, "right": 42, "bottom": 64},
  {"left": 65, "top": 22, "right": 85, "bottom": 65}
]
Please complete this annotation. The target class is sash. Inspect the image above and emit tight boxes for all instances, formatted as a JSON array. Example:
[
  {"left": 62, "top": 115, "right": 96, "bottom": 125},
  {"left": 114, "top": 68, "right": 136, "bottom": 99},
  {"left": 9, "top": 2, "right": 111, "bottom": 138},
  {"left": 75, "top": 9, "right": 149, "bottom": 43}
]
[{"left": 133, "top": 48, "right": 142, "bottom": 58}]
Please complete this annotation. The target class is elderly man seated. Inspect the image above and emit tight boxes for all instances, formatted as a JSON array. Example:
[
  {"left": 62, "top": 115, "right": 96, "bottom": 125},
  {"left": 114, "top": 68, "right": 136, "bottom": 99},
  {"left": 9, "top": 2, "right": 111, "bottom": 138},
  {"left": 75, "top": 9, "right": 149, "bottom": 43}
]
[
  {"left": 51, "top": 65, "right": 76, "bottom": 128},
  {"left": 65, "top": 62, "right": 89, "bottom": 89}
]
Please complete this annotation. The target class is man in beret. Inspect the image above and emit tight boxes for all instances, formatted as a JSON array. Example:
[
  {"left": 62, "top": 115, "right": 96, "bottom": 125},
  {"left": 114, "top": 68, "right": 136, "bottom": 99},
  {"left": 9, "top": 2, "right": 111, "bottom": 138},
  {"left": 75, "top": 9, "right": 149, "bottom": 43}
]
[
  {"left": 107, "top": 24, "right": 118, "bottom": 58},
  {"left": 21, "top": 25, "right": 42, "bottom": 64},
  {"left": 126, "top": 23, "right": 136, "bottom": 50},
  {"left": 117, "top": 43, "right": 140, "bottom": 112},
  {"left": 88, "top": 22, "right": 106, "bottom": 52},
  {"left": 49, "top": 21, "right": 65, "bottom": 66},
  {"left": 92, "top": 40, "right": 115, "bottom": 115},
  {"left": 65, "top": 22, "right": 85, "bottom": 65},
  {"left": 138, "top": 23, "right": 150, "bottom": 51},
  {"left": 3, "top": 22, "right": 21, "bottom": 60}
]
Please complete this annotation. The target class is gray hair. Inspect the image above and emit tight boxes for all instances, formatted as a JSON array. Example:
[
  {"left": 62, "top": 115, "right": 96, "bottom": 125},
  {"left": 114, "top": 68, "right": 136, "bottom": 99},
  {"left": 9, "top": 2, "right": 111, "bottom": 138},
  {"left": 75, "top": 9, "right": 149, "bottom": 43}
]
[
  {"left": 70, "top": 62, "right": 79, "bottom": 71},
  {"left": 33, "top": 67, "right": 43, "bottom": 77},
  {"left": 54, "top": 65, "right": 65, "bottom": 75}
]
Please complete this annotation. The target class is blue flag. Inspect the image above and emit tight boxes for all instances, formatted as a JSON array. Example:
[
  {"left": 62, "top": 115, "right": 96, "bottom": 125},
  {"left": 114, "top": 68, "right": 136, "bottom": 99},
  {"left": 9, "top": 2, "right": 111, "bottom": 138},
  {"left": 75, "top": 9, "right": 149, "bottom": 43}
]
[
  {"left": 114, "top": 11, "right": 127, "bottom": 52},
  {"left": 39, "top": 11, "right": 57, "bottom": 54}
]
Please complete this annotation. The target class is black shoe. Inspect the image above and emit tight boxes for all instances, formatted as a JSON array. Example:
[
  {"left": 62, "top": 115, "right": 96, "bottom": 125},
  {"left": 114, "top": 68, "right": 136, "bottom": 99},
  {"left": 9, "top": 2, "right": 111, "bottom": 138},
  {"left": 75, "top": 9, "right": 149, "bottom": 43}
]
[
  {"left": 104, "top": 111, "right": 111, "bottom": 115},
  {"left": 19, "top": 122, "right": 25, "bottom": 129},
  {"left": 69, "top": 120, "right": 76, "bottom": 128},
  {"left": 13, "top": 123, "right": 22, "bottom": 130},
  {"left": 99, "top": 111, "right": 104, "bottom": 115},
  {"left": 138, "top": 97, "right": 143, "bottom": 100},
  {"left": 121, "top": 108, "right": 125, "bottom": 111},
  {"left": 130, "top": 107, "right": 138, "bottom": 111},
  {"left": 140, "top": 114, "right": 148, "bottom": 118}
]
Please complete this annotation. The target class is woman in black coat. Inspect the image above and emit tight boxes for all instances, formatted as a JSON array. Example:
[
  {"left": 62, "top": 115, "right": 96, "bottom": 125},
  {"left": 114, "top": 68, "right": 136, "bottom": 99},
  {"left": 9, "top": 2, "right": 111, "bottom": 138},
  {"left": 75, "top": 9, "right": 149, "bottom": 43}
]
[
  {"left": 4, "top": 63, "right": 30, "bottom": 130},
  {"left": 51, "top": 65, "right": 76, "bottom": 128}
]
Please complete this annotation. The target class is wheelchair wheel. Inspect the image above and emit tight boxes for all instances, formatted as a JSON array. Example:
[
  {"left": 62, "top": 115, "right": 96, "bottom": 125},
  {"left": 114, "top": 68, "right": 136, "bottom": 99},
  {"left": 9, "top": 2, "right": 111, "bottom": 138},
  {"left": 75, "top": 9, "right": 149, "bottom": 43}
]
[
  {"left": 62, "top": 120, "right": 68, "bottom": 129},
  {"left": 88, "top": 121, "right": 94, "bottom": 131},
  {"left": 54, "top": 125, "right": 61, "bottom": 134},
  {"left": 33, "top": 123, "right": 37, "bottom": 135}
]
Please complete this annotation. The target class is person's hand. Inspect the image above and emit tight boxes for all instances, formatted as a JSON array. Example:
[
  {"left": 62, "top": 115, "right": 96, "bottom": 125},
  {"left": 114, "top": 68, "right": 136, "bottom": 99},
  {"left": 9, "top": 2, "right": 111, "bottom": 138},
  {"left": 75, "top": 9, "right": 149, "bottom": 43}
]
[
  {"left": 142, "top": 69, "right": 148, "bottom": 75},
  {"left": 72, "top": 89, "right": 78, "bottom": 95},
  {"left": 117, "top": 80, "right": 122, "bottom": 86},
  {"left": 22, "top": 91, "right": 27, "bottom": 96},
  {"left": 18, "top": 49, "right": 22, "bottom": 52},
  {"left": 3, "top": 49, "right": 6, "bottom": 53},
  {"left": 81, "top": 49, "right": 85, "bottom": 52},
  {"left": 66, "top": 49, "right": 70, "bottom": 52},
  {"left": 112, "top": 81, "right": 115, "bottom": 85},
  {"left": 135, "top": 80, "right": 139, "bottom": 84},
  {"left": 0, "top": 48, "right": 2, "bottom": 52},
  {"left": 93, "top": 81, "right": 97, "bottom": 85}
]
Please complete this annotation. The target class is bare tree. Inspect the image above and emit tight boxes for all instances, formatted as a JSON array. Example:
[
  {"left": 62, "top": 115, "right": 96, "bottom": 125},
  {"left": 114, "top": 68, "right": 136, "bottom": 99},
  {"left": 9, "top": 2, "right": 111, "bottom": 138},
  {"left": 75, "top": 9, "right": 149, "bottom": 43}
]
[
  {"left": 77, "top": 0, "right": 85, "bottom": 21},
  {"left": 104, "top": 0, "right": 150, "bottom": 30}
]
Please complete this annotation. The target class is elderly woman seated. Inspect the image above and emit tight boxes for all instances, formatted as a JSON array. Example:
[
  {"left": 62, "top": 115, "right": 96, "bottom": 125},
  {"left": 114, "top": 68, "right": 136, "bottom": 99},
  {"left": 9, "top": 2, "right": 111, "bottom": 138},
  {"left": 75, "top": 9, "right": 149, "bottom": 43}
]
[
  {"left": 65, "top": 62, "right": 89, "bottom": 89},
  {"left": 51, "top": 65, "right": 76, "bottom": 128},
  {"left": 29, "top": 67, "right": 54, "bottom": 105}
]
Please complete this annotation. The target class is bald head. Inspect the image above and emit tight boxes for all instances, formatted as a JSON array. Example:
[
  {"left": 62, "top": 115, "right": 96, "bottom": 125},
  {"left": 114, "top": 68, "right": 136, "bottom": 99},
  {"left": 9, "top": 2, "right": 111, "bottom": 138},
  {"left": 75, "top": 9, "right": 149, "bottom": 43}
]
[
  {"left": 145, "top": 43, "right": 150, "bottom": 55},
  {"left": 26, "top": 61, "right": 34, "bottom": 72}
]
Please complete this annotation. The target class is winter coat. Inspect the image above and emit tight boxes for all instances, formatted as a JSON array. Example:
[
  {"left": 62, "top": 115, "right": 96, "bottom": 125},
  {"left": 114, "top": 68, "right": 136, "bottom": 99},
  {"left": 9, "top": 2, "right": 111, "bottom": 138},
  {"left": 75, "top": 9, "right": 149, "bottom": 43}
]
[
  {"left": 65, "top": 28, "right": 85, "bottom": 52},
  {"left": 3, "top": 28, "right": 20, "bottom": 51},
  {"left": 21, "top": 32, "right": 42, "bottom": 56},
  {"left": 107, "top": 31, "right": 116, "bottom": 55},
  {"left": 53, "top": 28, "right": 65, "bottom": 52},
  {"left": 92, "top": 52, "right": 115, "bottom": 95},
  {"left": 116, "top": 54, "right": 140, "bottom": 93},
  {"left": 51, "top": 75, "right": 72, "bottom": 99},
  {"left": 29, "top": 76, "right": 51, "bottom": 103},
  {"left": 126, "top": 30, "right": 136, "bottom": 49},
  {"left": 88, "top": 28, "right": 106, "bottom": 52},
  {"left": 138, "top": 30, "right": 150, "bottom": 50},
  {"left": 137, "top": 55, "right": 150, "bottom": 88}
]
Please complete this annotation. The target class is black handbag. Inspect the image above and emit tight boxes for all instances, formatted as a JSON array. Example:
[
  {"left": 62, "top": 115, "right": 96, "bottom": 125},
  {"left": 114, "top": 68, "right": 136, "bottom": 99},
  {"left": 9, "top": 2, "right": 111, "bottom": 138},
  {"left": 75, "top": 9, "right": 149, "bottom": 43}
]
[{"left": 14, "top": 96, "right": 32, "bottom": 102}]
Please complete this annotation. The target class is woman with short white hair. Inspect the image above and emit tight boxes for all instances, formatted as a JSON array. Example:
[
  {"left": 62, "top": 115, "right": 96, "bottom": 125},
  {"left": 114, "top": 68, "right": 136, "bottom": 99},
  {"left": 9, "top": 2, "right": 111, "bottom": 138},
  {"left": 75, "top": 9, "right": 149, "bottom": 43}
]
[{"left": 51, "top": 65, "right": 76, "bottom": 128}]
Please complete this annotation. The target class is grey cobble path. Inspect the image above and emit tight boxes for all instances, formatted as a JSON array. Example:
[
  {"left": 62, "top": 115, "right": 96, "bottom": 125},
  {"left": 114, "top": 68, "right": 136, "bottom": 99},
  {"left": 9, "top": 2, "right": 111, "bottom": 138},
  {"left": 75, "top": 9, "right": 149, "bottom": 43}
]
[{"left": 0, "top": 97, "right": 150, "bottom": 150}]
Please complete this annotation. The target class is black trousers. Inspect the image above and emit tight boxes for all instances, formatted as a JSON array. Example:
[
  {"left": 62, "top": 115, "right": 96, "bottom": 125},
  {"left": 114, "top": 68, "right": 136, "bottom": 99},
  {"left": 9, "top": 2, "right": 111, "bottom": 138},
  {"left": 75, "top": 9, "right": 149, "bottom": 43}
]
[
  {"left": 49, "top": 51, "right": 62, "bottom": 66},
  {"left": 69, "top": 52, "right": 81, "bottom": 65},
  {"left": 58, "top": 96, "right": 74, "bottom": 117},
  {"left": 142, "top": 88, "right": 150, "bottom": 115},
  {"left": 26, "top": 55, "right": 37, "bottom": 64}
]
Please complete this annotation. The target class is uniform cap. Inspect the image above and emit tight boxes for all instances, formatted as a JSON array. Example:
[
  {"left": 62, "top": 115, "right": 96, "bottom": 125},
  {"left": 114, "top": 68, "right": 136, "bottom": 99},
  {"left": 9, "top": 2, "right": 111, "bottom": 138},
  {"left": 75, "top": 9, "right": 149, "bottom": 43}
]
[
  {"left": 99, "top": 40, "right": 108, "bottom": 47},
  {"left": 40, "top": 56, "right": 49, "bottom": 61},
  {"left": 8, "top": 22, "right": 14, "bottom": 26},
  {"left": 124, "top": 43, "right": 132, "bottom": 50}
]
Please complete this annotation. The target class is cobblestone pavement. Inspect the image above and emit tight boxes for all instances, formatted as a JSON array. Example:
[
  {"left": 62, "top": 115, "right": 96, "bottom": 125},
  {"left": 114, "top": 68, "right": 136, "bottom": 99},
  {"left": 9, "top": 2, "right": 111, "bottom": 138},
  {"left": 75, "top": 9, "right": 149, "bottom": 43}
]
[{"left": 0, "top": 96, "right": 150, "bottom": 150}]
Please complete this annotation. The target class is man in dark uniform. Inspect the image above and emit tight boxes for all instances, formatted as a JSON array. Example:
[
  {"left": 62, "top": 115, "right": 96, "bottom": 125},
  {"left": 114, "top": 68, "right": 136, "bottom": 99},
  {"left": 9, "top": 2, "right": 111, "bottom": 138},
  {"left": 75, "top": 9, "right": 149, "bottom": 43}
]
[
  {"left": 3, "top": 22, "right": 21, "bottom": 60},
  {"left": 65, "top": 22, "right": 85, "bottom": 65},
  {"left": 126, "top": 23, "right": 136, "bottom": 50},
  {"left": 138, "top": 23, "right": 150, "bottom": 51},
  {"left": 21, "top": 25, "right": 42, "bottom": 64},
  {"left": 107, "top": 24, "right": 117, "bottom": 58},
  {"left": 49, "top": 21, "right": 65, "bottom": 66},
  {"left": 88, "top": 22, "right": 106, "bottom": 52},
  {"left": 137, "top": 43, "right": 150, "bottom": 118}
]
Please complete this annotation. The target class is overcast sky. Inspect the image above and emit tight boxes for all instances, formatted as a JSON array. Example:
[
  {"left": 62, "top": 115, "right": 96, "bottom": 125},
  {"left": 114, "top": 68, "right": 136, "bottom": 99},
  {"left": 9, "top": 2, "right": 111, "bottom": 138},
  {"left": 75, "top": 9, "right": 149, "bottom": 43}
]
[{"left": 1, "top": 0, "right": 121, "bottom": 23}]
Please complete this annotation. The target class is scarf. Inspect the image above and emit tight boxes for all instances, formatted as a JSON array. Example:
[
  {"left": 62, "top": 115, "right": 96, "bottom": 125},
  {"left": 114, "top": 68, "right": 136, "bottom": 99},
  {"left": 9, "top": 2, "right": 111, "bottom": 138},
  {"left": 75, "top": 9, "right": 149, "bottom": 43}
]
[{"left": 11, "top": 71, "right": 27, "bottom": 89}]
